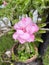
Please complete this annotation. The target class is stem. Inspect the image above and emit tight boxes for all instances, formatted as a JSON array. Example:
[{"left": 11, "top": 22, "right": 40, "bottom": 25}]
[
  {"left": 40, "top": 28, "right": 49, "bottom": 31},
  {"left": 37, "top": 22, "right": 49, "bottom": 24},
  {"left": 24, "top": 43, "right": 30, "bottom": 53}
]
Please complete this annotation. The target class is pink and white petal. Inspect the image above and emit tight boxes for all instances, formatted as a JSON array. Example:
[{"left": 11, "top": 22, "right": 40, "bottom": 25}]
[
  {"left": 14, "top": 23, "right": 20, "bottom": 30},
  {"left": 13, "top": 21, "right": 23, "bottom": 30},
  {"left": 27, "top": 34, "right": 35, "bottom": 42},
  {"left": 26, "top": 25, "right": 34, "bottom": 34},
  {"left": 17, "top": 30, "right": 24, "bottom": 35},
  {"left": 17, "top": 20, "right": 27, "bottom": 28},
  {"left": 31, "top": 26, "right": 38, "bottom": 33},
  {"left": 31, "top": 25, "right": 39, "bottom": 34},
  {"left": 19, "top": 32, "right": 30, "bottom": 40},
  {"left": 22, "top": 17, "right": 32, "bottom": 23},
  {"left": 22, "top": 17, "right": 32, "bottom": 26},
  {"left": 25, "top": 17, "right": 32, "bottom": 24},
  {"left": 18, "top": 37, "right": 26, "bottom": 44},
  {"left": 26, "top": 24, "right": 39, "bottom": 34},
  {"left": 33, "top": 24, "right": 39, "bottom": 32},
  {"left": 13, "top": 32, "right": 18, "bottom": 40}
]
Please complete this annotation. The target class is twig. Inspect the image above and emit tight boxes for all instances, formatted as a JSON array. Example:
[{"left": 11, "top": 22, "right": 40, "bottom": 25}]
[{"left": 40, "top": 28, "right": 49, "bottom": 31}]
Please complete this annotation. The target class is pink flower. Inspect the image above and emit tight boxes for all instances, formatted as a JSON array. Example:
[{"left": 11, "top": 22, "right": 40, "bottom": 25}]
[
  {"left": 14, "top": 17, "right": 32, "bottom": 30},
  {"left": 13, "top": 17, "right": 39, "bottom": 44},
  {"left": 3, "top": 1, "right": 7, "bottom": 6}
]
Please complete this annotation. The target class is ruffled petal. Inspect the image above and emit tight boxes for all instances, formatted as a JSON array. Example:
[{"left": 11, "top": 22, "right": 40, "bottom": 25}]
[
  {"left": 19, "top": 32, "right": 30, "bottom": 40},
  {"left": 13, "top": 32, "right": 18, "bottom": 40},
  {"left": 17, "top": 30, "right": 24, "bottom": 35},
  {"left": 27, "top": 34, "right": 35, "bottom": 42},
  {"left": 18, "top": 37, "right": 26, "bottom": 44},
  {"left": 26, "top": 24, "right": 39, "bottom": 34}
]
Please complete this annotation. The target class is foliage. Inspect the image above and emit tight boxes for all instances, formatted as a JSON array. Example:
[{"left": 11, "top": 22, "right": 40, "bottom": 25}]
[
  {"left": 0, "top": 0, "right": 49, "bottom": 23},
  {"left": 0, "top": 33, "right": 15, "bottom": 65},
  {"left": 0, "top": 33, "right": 14, "bottom": 52},
  {"left": 11, "top": 42, "right": 38, "bottom": 62}
]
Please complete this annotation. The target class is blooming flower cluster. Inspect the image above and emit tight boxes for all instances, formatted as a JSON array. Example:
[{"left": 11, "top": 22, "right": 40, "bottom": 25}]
[{"left": 13, "top": 17, "right": 39, "bottom": 44}]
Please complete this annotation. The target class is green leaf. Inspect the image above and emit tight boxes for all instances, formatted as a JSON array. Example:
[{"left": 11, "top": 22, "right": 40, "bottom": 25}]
[
  {"left": 12, "top": 53, "right": 18, "bottom": 61},
  {"left": 12, "top": 53, "right": 15, "bottom": 61},
  {"left": 35, "top": 37, "right": 43, "bottom": 43},
  {"left": 7, "top": 29, "right": 14, "bottom": 35},
  {"left": 29, "top": 43, "right": 35, "bottom": 53},
  {"left": 38, "top": 23, "right": 46, "bottom": 28},
  {"left": 38, "top": 30, "right": 46, "bottom": 33},
  {"left": 12, "top": 19, "right": 19, "bottom": 25}
]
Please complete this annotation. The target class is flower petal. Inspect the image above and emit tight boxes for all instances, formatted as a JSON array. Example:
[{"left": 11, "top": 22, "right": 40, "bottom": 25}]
[
  {"left": 18, "top": 37, "right": 26, "bottom": 44},
  {"left": 17, "top": 30, "right": 24, "bottom": 35},
  {"left": 13, "top": 32, "right": 18, "bottom": 40},
  {"left": 19, "top": 32, "right": 30, "bottom": 40},
  {"left": 22, "top": 17, "right": 32, "bottom": 26},
  {"left": 26, "top": 24, "right": 39, "bottom": 34},
  {"left": 27, "top": 34, "right": 35, "bottom": 42}
]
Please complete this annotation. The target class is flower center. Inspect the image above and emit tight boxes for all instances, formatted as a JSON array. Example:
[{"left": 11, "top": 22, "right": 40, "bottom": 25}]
[{"left": 21, "top": 28, "right": 26, "bottom": 33}]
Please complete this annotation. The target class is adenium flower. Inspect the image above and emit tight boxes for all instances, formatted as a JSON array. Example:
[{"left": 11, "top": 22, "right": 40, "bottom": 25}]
[
  {"left": 13, "top": 17, "right": 39, "bottom": 44},
  {"left": 3, "top": 1, "right": 7, "bottom": 6}
]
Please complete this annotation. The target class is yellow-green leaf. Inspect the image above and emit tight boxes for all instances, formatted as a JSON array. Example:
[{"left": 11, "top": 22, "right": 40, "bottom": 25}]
[
  {"left": 38, "top": 30, "right": 46, "bottom": 33},
  {"left": 38, "top": 23, "right": 46, "bottom": 28},
  {"left": 35, "top": 37, "right": 43, "bottom": 43}
]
